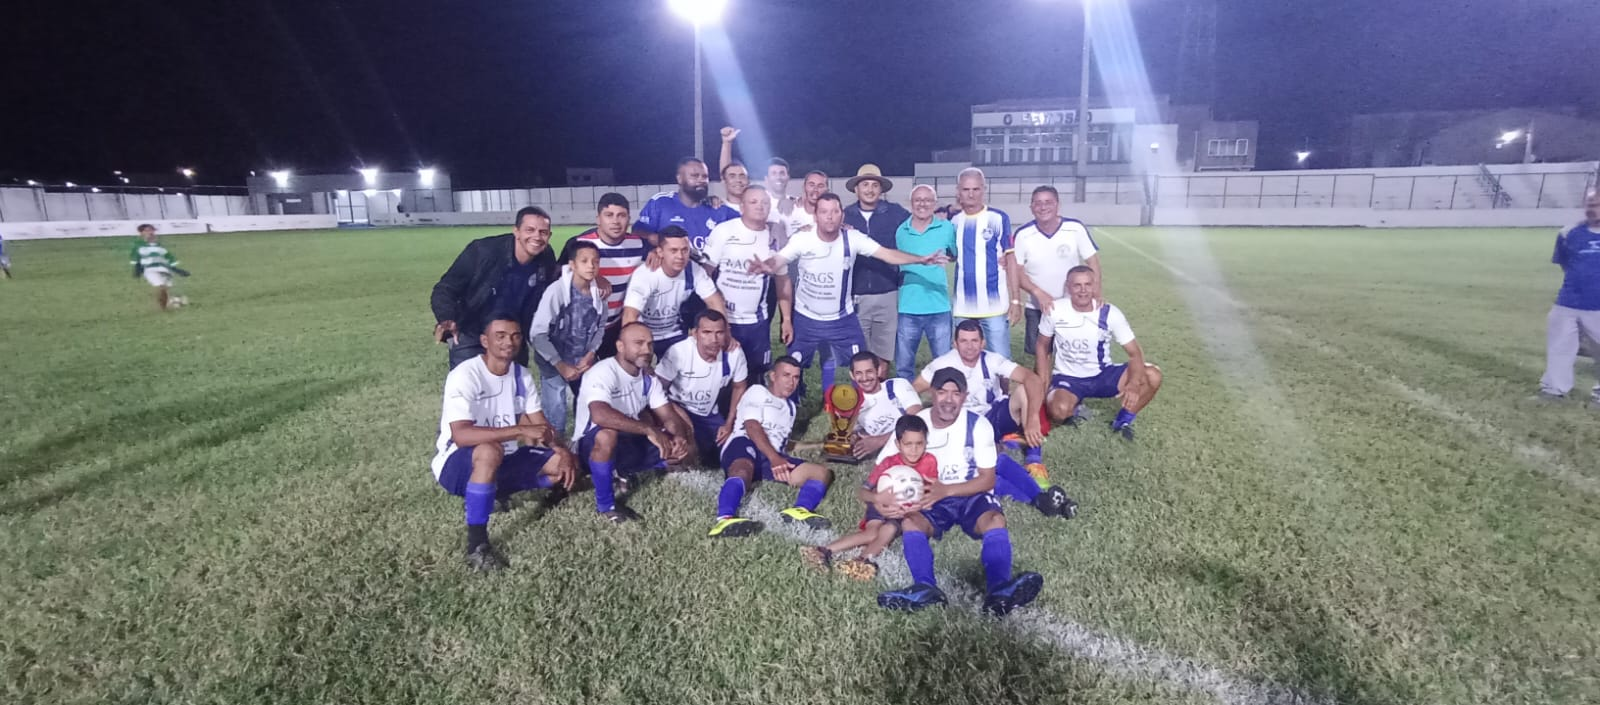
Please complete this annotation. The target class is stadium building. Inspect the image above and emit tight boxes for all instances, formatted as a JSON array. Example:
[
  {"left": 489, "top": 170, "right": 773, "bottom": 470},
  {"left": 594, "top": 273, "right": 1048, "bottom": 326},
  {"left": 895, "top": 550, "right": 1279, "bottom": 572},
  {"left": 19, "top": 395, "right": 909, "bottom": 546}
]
[{"left": 916, "top": 95, "right": 1257, "bottom": 179}]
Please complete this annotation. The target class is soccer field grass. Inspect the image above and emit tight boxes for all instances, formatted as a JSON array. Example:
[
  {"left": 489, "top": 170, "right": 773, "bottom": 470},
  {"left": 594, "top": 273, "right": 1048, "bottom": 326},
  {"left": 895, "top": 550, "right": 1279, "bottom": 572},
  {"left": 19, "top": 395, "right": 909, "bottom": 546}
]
[{"left": 2, "top": 225, "right": 1597, "bottom": 705}]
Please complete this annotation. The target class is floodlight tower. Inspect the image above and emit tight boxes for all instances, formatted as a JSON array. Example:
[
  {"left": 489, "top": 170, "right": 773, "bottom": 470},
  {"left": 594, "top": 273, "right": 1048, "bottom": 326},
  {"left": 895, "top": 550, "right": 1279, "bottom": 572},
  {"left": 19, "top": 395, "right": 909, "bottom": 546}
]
[{"left": 668, "top": 0, "right": 728, "bottom": 162}]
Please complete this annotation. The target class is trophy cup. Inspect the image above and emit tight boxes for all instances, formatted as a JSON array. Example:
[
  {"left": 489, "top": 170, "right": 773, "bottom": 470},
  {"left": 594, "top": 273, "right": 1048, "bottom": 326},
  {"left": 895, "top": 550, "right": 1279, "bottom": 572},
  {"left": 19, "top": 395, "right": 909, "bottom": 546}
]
[{"left": 822, "top": 384, "right": 862, "bottom": 463}]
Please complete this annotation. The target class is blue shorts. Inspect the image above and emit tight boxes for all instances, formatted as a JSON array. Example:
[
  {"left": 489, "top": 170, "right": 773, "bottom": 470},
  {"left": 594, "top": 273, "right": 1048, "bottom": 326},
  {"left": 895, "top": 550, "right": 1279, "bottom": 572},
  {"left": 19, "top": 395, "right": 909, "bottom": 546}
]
[
  {"left": 1051, "top": 364, "right": 1128, "bottom": 400},
  {"left": 985, "top": 398, "right": 1019, "bottom": 438},
  {"left": 437, "top": 445, "right": 556, "bottom": 496},
  {"left": 687, "top": 410, "right": 727, "bottom": 465},
  {"left": 919, "top": 493, "right": 1003, "bottom": 540},
  {"left": 720, "top": 436, "right": 807, "bottom": 482},
  {"left": 787, "top": 312, "right": 866, "bottom": 369},
  {"left": 578, "top": 427, "right": 665, "bottom": 474},
  {"left": 729, "top": 320, "right": 773, "bottom": 381}
]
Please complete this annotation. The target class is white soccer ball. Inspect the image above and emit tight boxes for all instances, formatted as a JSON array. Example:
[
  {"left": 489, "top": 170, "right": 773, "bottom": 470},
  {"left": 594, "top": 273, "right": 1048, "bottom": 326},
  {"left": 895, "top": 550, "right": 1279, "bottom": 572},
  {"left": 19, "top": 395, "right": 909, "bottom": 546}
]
[{"left": 875, "top": 465, "right": 925, "bottom": 507}]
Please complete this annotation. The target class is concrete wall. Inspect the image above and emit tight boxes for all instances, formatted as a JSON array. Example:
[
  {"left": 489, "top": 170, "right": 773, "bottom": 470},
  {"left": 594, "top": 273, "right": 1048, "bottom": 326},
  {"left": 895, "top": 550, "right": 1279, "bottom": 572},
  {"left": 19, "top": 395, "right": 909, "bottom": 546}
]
[
  {"left": 2, "top": 215, "right": 338, "bottom": 240},
  {"left": 0, "top": 188, "right": 253, "bottom": 223},
  {"left": 1152, "top": 207, "right": 1579, "bottom": 229}
]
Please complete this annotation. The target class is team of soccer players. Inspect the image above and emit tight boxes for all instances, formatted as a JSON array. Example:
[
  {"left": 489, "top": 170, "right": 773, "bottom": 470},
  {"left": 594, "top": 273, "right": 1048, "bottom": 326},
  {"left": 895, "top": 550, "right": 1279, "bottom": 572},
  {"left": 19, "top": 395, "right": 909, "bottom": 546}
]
[{"left": 427, "top": 147, "right": 1167, "bottom": 616}]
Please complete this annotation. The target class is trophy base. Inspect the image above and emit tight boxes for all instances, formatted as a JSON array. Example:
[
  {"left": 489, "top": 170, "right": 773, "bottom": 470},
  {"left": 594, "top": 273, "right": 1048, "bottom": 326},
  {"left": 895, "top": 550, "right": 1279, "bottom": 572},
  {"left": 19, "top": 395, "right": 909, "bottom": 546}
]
[{"left": 822, "top": 442, "right": 862, "bottom": 464}]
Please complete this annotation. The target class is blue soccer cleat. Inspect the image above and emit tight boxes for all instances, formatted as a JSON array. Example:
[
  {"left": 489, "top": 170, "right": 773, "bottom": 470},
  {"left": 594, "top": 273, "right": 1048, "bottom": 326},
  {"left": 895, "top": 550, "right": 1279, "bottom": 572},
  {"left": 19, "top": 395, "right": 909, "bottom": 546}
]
[
  {"left": 877, "top": 583, "right": 948, "bottom": 612},
  {"left": 983, "top": 572, "right": 1044, "bottom": 617}
]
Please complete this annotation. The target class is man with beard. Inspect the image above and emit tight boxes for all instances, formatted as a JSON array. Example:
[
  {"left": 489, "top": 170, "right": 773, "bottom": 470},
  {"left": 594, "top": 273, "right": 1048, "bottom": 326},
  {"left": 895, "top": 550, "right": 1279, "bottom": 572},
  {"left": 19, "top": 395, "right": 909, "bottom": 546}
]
[
  {"left": 432, "top": 206, "right": 568, "bottom": 369},
  {"left": 574, "top": 323, "right": 694, "bottom": 524},
  {"left": 844, "top": 165, "right": 912, "bottom": 372},
  {"left": 634, "top": 157, "right": 730, "bottom": 253},
  {"left": 562, "top": 193, "right": 641, "bottom": 358}
]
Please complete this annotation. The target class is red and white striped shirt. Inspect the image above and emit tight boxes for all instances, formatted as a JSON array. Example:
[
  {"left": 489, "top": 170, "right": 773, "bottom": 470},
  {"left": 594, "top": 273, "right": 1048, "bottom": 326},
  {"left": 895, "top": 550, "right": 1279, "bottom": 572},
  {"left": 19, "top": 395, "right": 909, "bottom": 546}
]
[{"left": 571, "top": 228, "right": 648, "bottom": 326}]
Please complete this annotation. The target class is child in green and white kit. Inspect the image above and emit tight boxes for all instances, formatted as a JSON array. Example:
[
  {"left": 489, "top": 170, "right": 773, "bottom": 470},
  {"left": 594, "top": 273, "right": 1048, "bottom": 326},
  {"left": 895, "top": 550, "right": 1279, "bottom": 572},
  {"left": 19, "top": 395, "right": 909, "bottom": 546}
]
[{"left": 130, "top": 224, "right": 189, "bottom": 311}]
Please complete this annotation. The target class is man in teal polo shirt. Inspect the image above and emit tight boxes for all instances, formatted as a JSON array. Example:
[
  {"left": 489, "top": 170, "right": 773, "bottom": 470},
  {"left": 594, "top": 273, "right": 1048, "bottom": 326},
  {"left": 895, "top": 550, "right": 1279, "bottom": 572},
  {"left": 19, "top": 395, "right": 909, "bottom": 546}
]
[{"left": 895, "top": 184, "right": 960, "bottom": 376}]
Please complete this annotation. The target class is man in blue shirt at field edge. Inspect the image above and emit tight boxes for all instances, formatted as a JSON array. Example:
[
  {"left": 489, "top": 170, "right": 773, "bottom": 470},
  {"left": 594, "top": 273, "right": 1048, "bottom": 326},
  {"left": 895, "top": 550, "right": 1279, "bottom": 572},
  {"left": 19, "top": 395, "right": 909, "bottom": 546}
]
[{"left": 1537, "top": 189, "right": 1600, "bottom": 407}]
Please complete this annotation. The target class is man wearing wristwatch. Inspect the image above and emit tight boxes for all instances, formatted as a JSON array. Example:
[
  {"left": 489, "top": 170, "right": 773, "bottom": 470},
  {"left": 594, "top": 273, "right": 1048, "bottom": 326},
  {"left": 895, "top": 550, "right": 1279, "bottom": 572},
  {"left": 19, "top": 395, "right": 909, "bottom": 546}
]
[{"left": 572, "top": 323, "right": 694, "bottom": 524}]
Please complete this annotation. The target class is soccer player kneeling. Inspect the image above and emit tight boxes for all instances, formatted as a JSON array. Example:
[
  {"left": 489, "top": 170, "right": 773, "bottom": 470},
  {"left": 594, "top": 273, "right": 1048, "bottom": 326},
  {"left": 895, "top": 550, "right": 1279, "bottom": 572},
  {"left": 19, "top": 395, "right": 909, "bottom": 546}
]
[
  {"left": 799, "top": 415, "right": 938, "bottom": 581},
  {"left": 709, "top": 356, "right": 835, "bottom": 537},
  {"left": 876, "top": 369, "right": 1044, "bottom": 617},
  {"left": 1036, "top": 266, "right": 1163, "bottom": 441},
  {"left": 430, "top": 318, "right": 578, "bottom": 572}
]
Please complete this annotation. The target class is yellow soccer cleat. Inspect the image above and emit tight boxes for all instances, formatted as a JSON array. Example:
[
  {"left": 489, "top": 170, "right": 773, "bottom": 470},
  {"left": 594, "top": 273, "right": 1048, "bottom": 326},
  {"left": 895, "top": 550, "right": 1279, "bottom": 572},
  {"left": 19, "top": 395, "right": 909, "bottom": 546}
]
[
  {"left": 1025, "top": 462, "right": 1052, "bottom": 489},
  {"left": 779, "top": 506, "right": 832, "bottom": 530},
  {"left": 708, "top": 516, "right": 763, "bottom": 538}
]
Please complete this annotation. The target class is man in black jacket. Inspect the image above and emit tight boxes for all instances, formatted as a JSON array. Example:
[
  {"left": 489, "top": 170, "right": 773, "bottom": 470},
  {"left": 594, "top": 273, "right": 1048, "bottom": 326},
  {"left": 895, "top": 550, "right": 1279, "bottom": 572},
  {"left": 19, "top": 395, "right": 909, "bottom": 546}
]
[
  {"left": 844, "top": 164, "right": 912, "bottom": 374},
  {"left": 433, "top": 206, "right": 589, "bottom": 369}
]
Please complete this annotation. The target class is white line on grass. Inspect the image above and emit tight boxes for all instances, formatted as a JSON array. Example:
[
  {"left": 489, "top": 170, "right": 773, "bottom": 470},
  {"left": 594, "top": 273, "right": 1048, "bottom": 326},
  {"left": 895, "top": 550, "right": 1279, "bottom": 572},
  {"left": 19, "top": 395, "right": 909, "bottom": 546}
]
[
  {"left": 1095, "top": 227, "right": 1600, "bottom": 497},
  {"left": 668, "top": 473, "right": 1330, "bottom": 705}
]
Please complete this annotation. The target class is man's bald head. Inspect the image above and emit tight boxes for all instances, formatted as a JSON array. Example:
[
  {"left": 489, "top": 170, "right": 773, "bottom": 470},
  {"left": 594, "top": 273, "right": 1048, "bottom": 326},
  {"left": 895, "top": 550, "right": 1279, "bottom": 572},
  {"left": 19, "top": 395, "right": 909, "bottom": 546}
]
[{"left": 616, "top": 322, "right": 656, "bottom": 371}]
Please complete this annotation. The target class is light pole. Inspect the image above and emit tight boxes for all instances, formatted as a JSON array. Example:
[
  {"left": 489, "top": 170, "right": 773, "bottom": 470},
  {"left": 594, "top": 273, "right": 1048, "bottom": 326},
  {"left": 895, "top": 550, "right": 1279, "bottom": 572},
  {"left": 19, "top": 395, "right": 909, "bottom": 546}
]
[
  {"left": 1074, "top": 1, "right": 1093, "bottom": 203},
  {"left": 1496, "top": 123, "right": 1534, "bottom": 164},
  {"left": 668, "top": 0, "right": 728, "bottom": 162}
]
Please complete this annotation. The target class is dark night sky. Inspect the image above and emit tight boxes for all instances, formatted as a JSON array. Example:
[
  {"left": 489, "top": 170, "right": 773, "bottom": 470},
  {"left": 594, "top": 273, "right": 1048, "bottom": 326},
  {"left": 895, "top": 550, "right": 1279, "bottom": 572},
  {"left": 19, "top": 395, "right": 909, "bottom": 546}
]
[{"left": 1, "top": 0, "right": 1594, "bottom": 188}]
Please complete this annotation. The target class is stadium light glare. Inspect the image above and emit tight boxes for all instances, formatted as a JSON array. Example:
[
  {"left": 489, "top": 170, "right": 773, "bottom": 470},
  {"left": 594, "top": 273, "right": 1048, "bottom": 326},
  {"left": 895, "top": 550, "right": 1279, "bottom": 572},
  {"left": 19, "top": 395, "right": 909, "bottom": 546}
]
[
  {"left": 112, "top": 170, "right": 123, "bottom": 176},
  {"left": 180, "top": 167, "right": 196, "bottom": 179},
  {"left": 90, "top": 187, "right": 101, "bottom": 193},
  {"left": 668, "top": 0, "right": 727, "bottom": 26},
  {"left": 65, "top": 181, "right": 77, "bottom": 188},
  {"left": 119, "top": 176, "right": 131, "bottom": 184},
  {"left": 359, "top": 167, "right": 380, "bottom": 186},
  {"left": 270, "top": 170, "right": 291, "bottom": 188},
  {"left": 418, "top": 167, "right": 437, "bottom": 187},
  {"left": 1296, "top": 150, "right": 1311, "bottom": 163},
  {"left": 363, "top": 188, "right": 378, "bottom": 197},
  {"left": 26, "top": 179, "right": 39, "bottom": 186},
  {"left": 1149, "top": 142, "right": 1160, "bottom": 151},
  {"left": 1499, "top": 130, "right": 1522, "bottom": 143}
]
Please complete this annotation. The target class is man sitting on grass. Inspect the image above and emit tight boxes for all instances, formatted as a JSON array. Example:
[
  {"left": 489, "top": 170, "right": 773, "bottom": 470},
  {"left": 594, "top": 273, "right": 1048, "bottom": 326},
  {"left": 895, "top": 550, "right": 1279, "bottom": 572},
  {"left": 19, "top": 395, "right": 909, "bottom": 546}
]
[
  {"left": 1036, "top": 265, "right": 1163, "bottom": 441},
  {"left": 431, "top": 317, "right": 578, "bottom": 572},
  {"left": 801, "top": 414, "right": 938, "bottom": 580},
  {"left": 844, "top": 352, "right": 923, "bottom": 461},
  {"left": 574, "top": 323, "right": 693, "bottom": 524},
  {"left": 708, "top": 356, "right": 836, "bottom": 537},
  {"left": 657, "top": 310, "right": 749, "bottom": 466},
  {"left": 876, "top": 368, "right": 1044, "bottom": 616}
]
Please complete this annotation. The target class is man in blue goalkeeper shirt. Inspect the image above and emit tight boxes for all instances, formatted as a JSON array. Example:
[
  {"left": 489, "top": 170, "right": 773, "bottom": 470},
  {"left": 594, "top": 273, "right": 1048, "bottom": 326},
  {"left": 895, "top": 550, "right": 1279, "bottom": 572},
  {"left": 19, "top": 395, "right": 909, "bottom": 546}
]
[{"left": 634, "top": 157, "right": 732, "bottom": 253}]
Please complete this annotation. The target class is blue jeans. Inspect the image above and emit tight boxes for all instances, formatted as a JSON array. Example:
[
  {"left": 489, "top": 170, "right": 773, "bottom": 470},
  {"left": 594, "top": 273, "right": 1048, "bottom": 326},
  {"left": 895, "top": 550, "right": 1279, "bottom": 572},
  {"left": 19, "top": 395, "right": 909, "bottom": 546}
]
[
  {"left": 896, "top": 312, "right": 952, "bottom": 377},
  {"left": 538, "top": 369, "right": 579, "bottom": 435}
]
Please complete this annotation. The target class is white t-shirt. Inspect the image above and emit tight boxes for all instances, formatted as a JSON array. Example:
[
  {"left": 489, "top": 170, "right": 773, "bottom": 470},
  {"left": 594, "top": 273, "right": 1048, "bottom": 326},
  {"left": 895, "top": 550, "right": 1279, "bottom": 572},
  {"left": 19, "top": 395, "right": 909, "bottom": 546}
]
[
  {"left": 431, "top": 357, "right": 542, "bottom": 477},
  {"left": 919, "top": 349, "right": 1018, "bottom": 413},
  {"left": 573, "top": 357, "right": 672, "bottom": 440},
  {"left": 777, "top": 228, "right": 882, "bottom": 321},
  {"left": 1013, "top": 218, "right": 1098, "bottom": 309},
  {"left": 855, "top": 377, "right": 921, "bottom": 437},
  {"left": 724, "top": 384, "right": 797, "bottom": 452},
  {"left": 623, "top": 263, "right": 719, "bottom": 340},
  {"left": 784, "top": 203, "right": 816, "bottom": 239},
  {"left": 1038, "top": 301, "right": 1135, "bottom": 378},
  {"left": 656, "top": 338, "right": 748, "bottom": 417},
  {"left": 703, "top": 219, "right": 775, "bottom": 325},
  {"left": 876, "top": 409, "right": 998, "bottom": 485}
]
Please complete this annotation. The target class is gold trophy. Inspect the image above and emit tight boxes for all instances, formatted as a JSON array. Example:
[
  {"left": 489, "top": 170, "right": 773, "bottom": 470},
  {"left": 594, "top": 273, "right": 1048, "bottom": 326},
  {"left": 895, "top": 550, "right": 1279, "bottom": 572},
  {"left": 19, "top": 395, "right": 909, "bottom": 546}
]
[{"left": 822, "top": 384, "right": 862, "bottom": 463}]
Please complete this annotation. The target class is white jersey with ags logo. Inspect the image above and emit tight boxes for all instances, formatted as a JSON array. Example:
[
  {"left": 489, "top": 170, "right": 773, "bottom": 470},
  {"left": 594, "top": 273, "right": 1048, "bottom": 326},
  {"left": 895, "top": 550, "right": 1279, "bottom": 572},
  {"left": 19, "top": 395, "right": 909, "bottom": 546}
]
[
  {"left": 622, "top": 264, "right": 719, "bottom": 340},
  {"left": 432, "top": 357, "right": 542, "bottom": 478},
  {"left": 656, "top": 338, "right": 748, "bottom": 417},
  {"left": 776, "top": 228, "right": 882, "bottom": 321},
  {"left": 702, "top": 219, "right": 775, "bottom": 325},
  {"left": 876, "top": 408, "right": 998, "bottom": 485},
  {"left": 723, "top": 384, "right": 797, "bottom": 452},
  {"left": 855, "top": 377, "right": 921, "bottom": 437},
  {"left": 573, "top": 357, "right": 672, "bottom": 441},
  {"left": 918, "top": 349, "right": 1018, "bottom": 415},
  {"left": 1037, "top": 300, "right": 1135, "bottom": 379}
]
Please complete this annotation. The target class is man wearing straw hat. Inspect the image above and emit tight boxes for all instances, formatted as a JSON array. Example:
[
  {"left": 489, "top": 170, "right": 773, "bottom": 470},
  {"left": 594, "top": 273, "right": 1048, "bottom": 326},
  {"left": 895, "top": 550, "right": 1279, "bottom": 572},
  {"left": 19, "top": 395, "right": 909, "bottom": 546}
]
[{"left": 845, "top": 164, "right": 913, "bottom": 375}]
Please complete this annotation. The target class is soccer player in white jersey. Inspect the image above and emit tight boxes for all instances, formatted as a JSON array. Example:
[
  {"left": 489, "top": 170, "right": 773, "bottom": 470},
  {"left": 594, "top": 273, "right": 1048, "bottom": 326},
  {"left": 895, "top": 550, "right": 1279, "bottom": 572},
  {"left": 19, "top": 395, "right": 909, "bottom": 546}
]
[
  {"left": 1037, "top": 266, "right": 1164, "bottom": 441},
  {"left": 709, "top": 356, "right": 837, "bottom": 537},
  {"left": 575, "top": 323, "right": 694, "bottom": 523},
  {"left": 431, "top": 317, "right": 578, "bottom": 572},
  {"left": 846, "top": 352, "right": 923, "bottom": 461},
  {"left": 704, "top": 185, "right": 782, "bottom": 381},
  {"left": 623, "top": 227, "right": 728, "bottom": 359},
  {"left": 917, "top": 319, "right": 1075, "bottom": 517},
  {"left": 875, "top": 368, "right": 1044, "bottom": 616},
  {"left": 1014, "top": 185, "right": 1101, "bottom": 358},
  {"left": 750, "top": 193, "right": 948, "bottom": 399},
  {"left": 130, "top": 224, "right": 190, "bottom": 311},
  {"left": 949, "top": 168, "right": 1020, "bottom": 357},
  {"left": 657, "top": 310, "right": 749, "bottom": 466}
]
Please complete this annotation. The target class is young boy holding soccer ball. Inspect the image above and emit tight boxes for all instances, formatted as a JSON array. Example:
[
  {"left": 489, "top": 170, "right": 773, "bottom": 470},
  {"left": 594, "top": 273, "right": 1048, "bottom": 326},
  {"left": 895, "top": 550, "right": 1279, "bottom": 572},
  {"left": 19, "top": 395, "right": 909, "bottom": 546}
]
[{"left": 800, "top": 415, "right": 938, "bottom": 581}]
